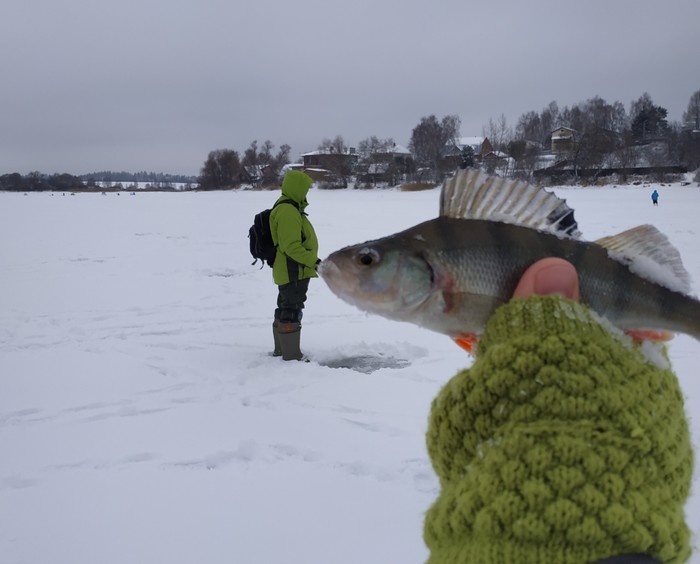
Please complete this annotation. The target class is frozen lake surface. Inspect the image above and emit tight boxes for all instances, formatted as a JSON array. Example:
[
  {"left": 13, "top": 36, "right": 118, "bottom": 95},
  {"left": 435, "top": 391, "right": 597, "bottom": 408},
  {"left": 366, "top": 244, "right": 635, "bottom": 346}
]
[{"left": 2, "top": 178, "right": 699, "bottom": 563}]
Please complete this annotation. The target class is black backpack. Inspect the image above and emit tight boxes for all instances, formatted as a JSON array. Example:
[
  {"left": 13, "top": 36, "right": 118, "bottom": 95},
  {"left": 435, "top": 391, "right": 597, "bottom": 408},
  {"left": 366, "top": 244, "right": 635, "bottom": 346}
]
[{"left": 248, "top": 198, "right": 299, "bottom": 268}]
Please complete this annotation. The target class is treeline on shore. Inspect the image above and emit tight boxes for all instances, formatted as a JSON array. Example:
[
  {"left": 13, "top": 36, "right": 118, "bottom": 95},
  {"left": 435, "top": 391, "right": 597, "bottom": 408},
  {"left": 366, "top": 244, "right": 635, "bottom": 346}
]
[
  {"left": 0, "top": 171, "right": 197, "bottom": 192},
  {"left": 3, "top": 90, "right": 699, "bottom": 192}
]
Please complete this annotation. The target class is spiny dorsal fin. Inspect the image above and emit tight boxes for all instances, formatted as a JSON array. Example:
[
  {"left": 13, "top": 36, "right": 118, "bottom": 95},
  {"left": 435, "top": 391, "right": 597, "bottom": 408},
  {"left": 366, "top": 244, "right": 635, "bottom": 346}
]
[
  {"left": 595, "top": 225, "right": 692, "bottom": 294},
  {"left": 439, "top": 169, "right": 581, "bottom": 238}
]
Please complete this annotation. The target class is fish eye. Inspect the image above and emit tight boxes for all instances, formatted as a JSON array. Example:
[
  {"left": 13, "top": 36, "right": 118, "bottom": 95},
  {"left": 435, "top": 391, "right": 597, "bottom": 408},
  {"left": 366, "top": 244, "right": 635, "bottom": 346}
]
[{"left": 356, "top": 248, "right": 380, "bottom": 267}]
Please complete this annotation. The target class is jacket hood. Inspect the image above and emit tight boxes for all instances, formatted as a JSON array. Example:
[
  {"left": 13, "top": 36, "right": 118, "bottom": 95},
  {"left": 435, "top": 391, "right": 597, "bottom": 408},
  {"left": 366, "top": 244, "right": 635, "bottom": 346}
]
[{"left": 281, "top": 171, "right": 314, "bottom": 205}]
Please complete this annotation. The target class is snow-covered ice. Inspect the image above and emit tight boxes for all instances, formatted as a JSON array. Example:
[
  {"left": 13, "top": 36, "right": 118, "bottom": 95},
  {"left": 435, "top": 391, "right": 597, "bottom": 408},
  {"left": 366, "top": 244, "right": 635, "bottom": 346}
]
[{"left": 1, "top": 178, "right": 699, "bottom": 563}]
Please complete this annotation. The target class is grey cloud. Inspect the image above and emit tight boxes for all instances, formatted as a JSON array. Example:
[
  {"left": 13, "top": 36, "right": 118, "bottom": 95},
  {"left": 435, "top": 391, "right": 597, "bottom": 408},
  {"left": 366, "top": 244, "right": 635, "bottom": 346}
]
[{"left": 1, "top": 0, "right": 698, "bottom": 175}]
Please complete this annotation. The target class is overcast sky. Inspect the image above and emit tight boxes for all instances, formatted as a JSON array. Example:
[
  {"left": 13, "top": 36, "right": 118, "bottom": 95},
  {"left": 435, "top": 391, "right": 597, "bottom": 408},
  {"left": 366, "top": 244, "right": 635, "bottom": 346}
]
[{"left": 1, "top": 0, "right": 698, "bottom": 177}]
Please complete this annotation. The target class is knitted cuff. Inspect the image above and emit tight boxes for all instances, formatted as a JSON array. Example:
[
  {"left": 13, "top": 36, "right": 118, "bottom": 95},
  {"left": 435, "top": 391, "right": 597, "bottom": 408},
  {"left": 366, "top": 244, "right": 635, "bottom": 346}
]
[{"left": 478, "top": 295, "right": 622, "bottom": 356}]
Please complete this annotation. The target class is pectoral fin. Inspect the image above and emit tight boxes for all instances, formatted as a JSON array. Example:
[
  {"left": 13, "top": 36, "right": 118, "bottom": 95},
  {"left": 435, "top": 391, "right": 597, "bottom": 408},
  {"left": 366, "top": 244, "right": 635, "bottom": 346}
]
[
  {"left": 625, "top": 329, "right": 674, "bottom": 342},
  {"left": 453, "top": 332, "right": 479, "bottom": 353}
]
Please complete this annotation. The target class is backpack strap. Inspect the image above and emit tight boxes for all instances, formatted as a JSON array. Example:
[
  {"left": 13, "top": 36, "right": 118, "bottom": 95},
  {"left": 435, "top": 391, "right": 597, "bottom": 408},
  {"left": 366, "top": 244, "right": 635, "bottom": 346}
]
[{"left": 273, "top": 198, "right": 305, "bottom": 215}]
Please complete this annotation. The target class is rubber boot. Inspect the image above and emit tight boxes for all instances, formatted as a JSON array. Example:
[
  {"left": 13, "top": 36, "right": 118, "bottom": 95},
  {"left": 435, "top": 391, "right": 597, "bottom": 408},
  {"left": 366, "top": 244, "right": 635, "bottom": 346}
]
[
  {"left": 272, "top": 308, "right": 283, "bottom": 357},
  {"left": 272, "top": 320, "right": 282, "bottom": 357},
  {"left": 277, "top": 321, "right": 304, "bottom": 361}
]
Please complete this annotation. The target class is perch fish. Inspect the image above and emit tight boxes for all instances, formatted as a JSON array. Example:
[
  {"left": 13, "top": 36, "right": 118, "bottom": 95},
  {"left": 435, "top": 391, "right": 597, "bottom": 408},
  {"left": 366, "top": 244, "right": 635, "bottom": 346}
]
[{"left": 319, "top": 169, "right": 700, "bottom": 352}]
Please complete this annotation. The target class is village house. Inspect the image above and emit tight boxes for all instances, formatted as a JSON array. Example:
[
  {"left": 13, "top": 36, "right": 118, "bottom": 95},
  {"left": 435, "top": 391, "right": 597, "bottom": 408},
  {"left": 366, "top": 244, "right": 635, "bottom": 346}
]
[
  {"left": 551, "top": 127, "right": 577, "bottom": 155},
  {"left": 481, "top": 148, "right": 512, "bottom": 172},
  {"left": 298, "top": 148, "right": 359, "bottom": 185},
  {"left": 239, "top": 164, "right": 277, "bottom": 186},
  {"left": 440, "top": 136, "right": 493, "bottom": 170},
  {"left": 300, "top": 148, "right": 358, "bottom": 171},
  {"left": 356, "top": 143, "right": 414, "bottom": 185}
]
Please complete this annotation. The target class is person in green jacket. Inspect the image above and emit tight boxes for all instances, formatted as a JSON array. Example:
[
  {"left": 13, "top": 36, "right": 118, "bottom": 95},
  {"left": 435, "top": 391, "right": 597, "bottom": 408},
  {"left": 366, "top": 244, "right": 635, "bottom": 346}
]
[
  {"left": 424, "top": 258, "right": 693, "bottom": 564},
  {"left": 269, "top": 170, "right": 320, "bottom": 361}
]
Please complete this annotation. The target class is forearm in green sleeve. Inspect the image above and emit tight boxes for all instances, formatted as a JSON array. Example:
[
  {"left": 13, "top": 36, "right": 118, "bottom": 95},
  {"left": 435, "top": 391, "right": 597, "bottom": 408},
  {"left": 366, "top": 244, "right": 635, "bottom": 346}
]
[{"left": 424, "top": 295, "right": 693, "bottom": 564}]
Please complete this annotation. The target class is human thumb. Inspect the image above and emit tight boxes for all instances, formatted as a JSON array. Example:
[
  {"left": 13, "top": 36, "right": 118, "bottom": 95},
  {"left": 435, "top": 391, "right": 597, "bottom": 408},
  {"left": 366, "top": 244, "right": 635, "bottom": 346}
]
[{"left": 513, "top": 258, "right": 580, "bottom": 301}]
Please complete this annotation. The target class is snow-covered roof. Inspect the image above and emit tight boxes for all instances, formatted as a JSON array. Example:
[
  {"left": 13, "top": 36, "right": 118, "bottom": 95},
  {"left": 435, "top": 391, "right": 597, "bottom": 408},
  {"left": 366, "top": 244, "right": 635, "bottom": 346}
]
[
  {"left": 371, "top": 143, "right": 411, "bottom": 155},
  {"left": 483, "top": 150, "right": 509, "bottom": 158},
  {"left": 456, "top": 136, "right": 484, "bottom": 148},
  {"left": 552, "top": 127, "right": 576, "bottom": 138},
  {"left": 243, "top": 164, "right": 269, "bottom": 176},
  {"left": 302, "top": 144, "right": 409, "bottom": 157},
  {"left": 387, "top": 143, "right": 410, "bottom": 154},
  {"left": 280, "top": 163, "right": 303, "bottom": 174},
  {"left": 301, "top": 148, "right": 356, "bottom": 157}
]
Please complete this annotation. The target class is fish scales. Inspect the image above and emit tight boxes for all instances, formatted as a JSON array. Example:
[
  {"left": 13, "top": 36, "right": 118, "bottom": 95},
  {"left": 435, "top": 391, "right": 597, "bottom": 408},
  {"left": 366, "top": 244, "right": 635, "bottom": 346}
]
[
  {"left": 319, "top": 169, "right": 700, "bottom": 344},
  {"left": 387, "top": 218, "right": 700, "bottom": 338}
]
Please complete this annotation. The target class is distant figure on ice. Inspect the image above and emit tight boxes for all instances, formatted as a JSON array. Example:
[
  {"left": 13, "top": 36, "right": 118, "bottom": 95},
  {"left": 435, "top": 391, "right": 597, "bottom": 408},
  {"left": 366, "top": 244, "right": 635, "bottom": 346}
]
[{"left": 651, "top": 189, "right": 659, "bottom": 206}]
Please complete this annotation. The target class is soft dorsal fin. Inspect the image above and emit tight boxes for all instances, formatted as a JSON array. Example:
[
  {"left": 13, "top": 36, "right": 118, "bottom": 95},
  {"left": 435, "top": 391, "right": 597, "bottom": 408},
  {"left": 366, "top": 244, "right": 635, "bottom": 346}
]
[
  {"left": 439, "top": 169, "right": 581, "bottom": 238},
  {"left": 595, "top": 225, "right": 692, "bottom": 294}
]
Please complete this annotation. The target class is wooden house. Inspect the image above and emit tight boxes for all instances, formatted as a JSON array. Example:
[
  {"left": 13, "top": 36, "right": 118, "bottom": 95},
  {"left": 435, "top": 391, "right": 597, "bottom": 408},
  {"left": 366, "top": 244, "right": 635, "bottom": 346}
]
[
  {"left": 551, "top": 127, "right": 577, "bottom": 155},
  {"left": 440, "top": 136, "right": 493, "bottom": 170},
  {"left": 301, "top": 148, "right": 358, "bottom": 172},
  {"left": 356, "top": 143, "right": 414, "bottom": 184},
  {"left": 239, "top": 164, "right": 277, "bottom": 187}
]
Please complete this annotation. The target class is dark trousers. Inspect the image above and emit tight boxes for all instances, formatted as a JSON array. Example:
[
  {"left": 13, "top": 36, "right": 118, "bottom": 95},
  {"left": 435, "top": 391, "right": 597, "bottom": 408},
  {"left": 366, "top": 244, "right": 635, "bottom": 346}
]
[{"left": 276, "top": 279, "right": 310, "bottom": 322}]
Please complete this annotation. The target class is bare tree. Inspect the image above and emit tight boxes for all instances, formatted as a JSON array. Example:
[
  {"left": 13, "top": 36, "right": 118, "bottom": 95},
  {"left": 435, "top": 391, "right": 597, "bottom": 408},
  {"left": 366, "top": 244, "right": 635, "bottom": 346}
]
[
  {"left": 239, "top": 140, "right": 291, "bottom": 182},
  {"left": 541, "top": 101, "right": 561, "bottom": 145},
  {"left": 482, "top": 113, "right": 512, "bottom": 151},
  {"left": 683, "top": 90, "right": 700, "bottom": 130},
  {"left": 357, "top": 136, "right": 395, "bottom": 162},
  {"left": 547, "top": 96, "right": 627, "bottom": 175},
  {"left": 515, "top": 111, "right": 542, "bottom": 145},
  {"left": 242, "top": 140, "right": 259, "bottom": 168},
  {"left": 271, "top": 144, "right": 291, "bottom": 177},
  {"left": 258, "top": 140, "right": 275, "bottom": 165},
  {"left": 316, "top": 135, "right": 353, "bottom": 187},
  {"left": 515, "top": 101, "right": 561, "bottom": 151},
  {"left": 318, "top": 135, "right": 348, "bottom": 154},
  {"left": 409, "top": 114, "right": 460, "bottom": 181},
  {"left": 198, "top": 149, "right": 241, "bottom": 189},
  {"left": 612, "top": 131, "right": 638, "bottom": 181}
]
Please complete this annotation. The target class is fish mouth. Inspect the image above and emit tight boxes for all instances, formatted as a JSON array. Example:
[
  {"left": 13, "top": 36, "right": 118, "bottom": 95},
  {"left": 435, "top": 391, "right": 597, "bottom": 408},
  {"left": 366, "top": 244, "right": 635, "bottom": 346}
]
[
  {"left": 317, "top": 259, "right": 338, "bottom": 281},
  {"left": 318, "top": 255, "right": 369, "bottom": 307},
  {"left": 318, "top": 258, "right": 350, "bottom": 295}
]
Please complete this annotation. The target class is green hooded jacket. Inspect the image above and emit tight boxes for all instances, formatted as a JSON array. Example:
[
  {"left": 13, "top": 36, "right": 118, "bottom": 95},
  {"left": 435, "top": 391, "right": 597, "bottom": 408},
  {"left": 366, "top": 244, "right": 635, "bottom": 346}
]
[{"left": 270, "top": 171, "right": 319, "bottom": 286}]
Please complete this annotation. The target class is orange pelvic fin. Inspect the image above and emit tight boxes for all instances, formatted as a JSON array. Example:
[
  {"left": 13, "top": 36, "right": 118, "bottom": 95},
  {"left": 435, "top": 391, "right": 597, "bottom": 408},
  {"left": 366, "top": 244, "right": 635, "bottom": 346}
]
[
  {"left": 454, "top": 333, "right": 479, "bottom": 353},
  {"left": 624, "top": 329, "right": 674, "bottom": 343}
]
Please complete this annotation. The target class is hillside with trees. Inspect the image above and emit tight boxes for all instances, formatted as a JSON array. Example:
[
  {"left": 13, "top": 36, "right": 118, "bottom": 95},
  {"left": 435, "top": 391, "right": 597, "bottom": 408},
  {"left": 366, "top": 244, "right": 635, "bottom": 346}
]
[
  {"left": 2, "top": 90, "right": 698, "bottom": 192},
  {"left": 479, "top": 91, "right": 700, "bottom": 182},
  {"left": 198, "top": 140, "right": 290, "bottom": 190},
  {"left": 198, "top": 89, "right": 699, "bottom": 190},
  {"left": 0, "top": 171, "right": 198, "bottom": 192}
]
